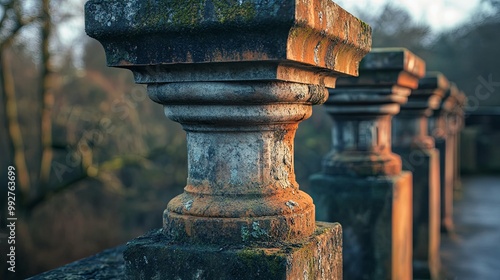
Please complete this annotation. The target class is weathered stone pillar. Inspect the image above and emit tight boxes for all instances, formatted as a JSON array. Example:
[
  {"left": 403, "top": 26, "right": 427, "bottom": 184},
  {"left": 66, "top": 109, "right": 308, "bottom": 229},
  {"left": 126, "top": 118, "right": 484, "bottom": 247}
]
[
  {"left": 392, "top": 72, "right": 449, "bottom": 280},
  {"left": 309, "top": 48, "right": 424, "bottom": 280},
  {"left": 85, "top": 1, "right": 371, "bottom": 279},
  {"left": 429, "top": 83, "right": 459, "bottom": 234}
]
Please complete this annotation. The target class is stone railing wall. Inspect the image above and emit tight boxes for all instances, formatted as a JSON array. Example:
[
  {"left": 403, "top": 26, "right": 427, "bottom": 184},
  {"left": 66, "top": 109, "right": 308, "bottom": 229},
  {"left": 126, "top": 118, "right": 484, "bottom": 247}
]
[{"left": 30, "top": 1, "right": 467, "bottom": 279}]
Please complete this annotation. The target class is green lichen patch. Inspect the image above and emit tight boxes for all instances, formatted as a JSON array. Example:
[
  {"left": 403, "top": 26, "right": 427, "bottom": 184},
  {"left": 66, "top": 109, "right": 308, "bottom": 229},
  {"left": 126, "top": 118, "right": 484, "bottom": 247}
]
[
  {"left": 241, "top": 221, "right": 270, "bottom": 242},
  {"left": 236, "top": 248, "right": 285, "bottom": 277},
  {"left": 213, "top": 0, "right": 256, "bottom": 23},
  {"left": 138, "top": 0, "right": 257, "bottom": 30}
]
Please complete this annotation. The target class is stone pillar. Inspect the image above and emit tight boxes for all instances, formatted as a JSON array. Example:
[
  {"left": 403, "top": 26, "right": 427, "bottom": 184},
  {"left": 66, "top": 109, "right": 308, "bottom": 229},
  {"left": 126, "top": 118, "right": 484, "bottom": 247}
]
[
  {"left": 429, "top": 83, "right": 459, "bottom": 234},
  {"left": 85, "top": 1, "right": 371, "bottom": 279},
  {"left": 309, "top": 48, "right": 424, "bottom": 280},
  {"left": 392, "top": 72, "right": 449, "bottom": 280},
  {"left": 451, "top": 90, "right": 467, "bottom": 198}
]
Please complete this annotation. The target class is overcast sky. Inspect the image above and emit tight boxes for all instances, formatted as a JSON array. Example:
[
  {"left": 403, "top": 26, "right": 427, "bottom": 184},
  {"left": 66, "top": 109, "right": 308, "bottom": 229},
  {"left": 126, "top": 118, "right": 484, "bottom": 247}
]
[{"left": 335, "top": 0, "right": 486, "bottom": 31}]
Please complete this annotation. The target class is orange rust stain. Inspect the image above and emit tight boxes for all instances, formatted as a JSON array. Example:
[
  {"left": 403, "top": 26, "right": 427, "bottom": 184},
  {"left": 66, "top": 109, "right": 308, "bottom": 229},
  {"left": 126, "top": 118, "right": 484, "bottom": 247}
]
[
  {"left": 286, "top": 27, "right": 364, "bottom": 76},
  {"left": 289, "top": 0, "right": 371, "bottom": 77},
  {"left": 241, "top": 50, "right": 269, "bottom": 61},
  {"left": 119, "top": 60, "right": 134, "bottom": 66}
]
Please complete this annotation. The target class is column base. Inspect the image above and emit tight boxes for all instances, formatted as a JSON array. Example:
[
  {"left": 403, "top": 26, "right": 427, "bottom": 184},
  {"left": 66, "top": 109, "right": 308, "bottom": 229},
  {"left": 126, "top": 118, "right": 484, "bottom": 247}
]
[
  {"left": 123, "top": 222, "right": 342, "bottom": 280},
  {"left": 310, "top": 171, "right": 413, "bottom": 280}
]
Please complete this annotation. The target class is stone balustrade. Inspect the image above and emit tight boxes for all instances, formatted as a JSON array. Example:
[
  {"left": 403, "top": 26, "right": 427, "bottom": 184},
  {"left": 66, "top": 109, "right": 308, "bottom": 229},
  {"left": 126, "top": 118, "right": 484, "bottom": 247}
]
[{"left": 29, "top": 1, "right": 471, "bottom": 279}]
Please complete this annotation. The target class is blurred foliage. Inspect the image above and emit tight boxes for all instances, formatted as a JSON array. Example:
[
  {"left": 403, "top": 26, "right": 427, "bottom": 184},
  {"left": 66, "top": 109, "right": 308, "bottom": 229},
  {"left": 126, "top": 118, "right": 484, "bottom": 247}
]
[
  {"left": 357, "top": 3, "right": 500, "bottom": 106},
  {"left": 0, "top": 1, "right": 187, "bottom": 278},
  {"left": 356, "top": 3, "right": 500, "bottom": 174},
  {"left": 0, "top": 0, "right": 499, "bottom": 278}
]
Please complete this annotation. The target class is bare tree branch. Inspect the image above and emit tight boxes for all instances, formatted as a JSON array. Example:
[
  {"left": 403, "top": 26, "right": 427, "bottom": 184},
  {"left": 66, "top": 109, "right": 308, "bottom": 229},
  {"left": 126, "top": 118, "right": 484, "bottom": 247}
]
[
  {"left": 1, "top": 48, "right": 31, "bottom": 197},
  {"left": 0, "top": 1, "right": 37, "bottom": 202},
  {"left": 39, "top": 0, "right": 54, "bottom": 189},
  {"left": 24, "top": 173, "right": 89, "bottom": 213},
  {"left": 24, "top": 147, "right": 164, "bottom": 212}
]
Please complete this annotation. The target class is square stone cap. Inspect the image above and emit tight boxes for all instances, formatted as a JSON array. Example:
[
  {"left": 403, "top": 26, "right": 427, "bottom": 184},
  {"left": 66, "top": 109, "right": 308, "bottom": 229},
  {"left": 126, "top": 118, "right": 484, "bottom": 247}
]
[
  {"left": 441, "top": 82, "right": 461, "bottom": 112},
  {"left": 334, "top": 48, "right": 426, "bottom": 89},
  {"left": 358, "top": 48, "right": 425, "bottom": 75},
  {"left": 416, "top": 72, "right": 449, "bottom": 91},
  {"left": 457, "top": 90, "right": 468, "bottom": 108},
  {"left": 85, "top": 0, "right": 372, "bottom": 80},
  {"left": 403, "top": 72, "right": 449, "bottom": 111}
]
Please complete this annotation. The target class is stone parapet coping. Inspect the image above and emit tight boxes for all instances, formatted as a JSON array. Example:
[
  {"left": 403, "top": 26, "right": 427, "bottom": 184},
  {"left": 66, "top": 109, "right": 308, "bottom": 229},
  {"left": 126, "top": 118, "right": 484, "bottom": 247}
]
[{"left": 28, "top": 246, "right": 126, "bottom": 279}]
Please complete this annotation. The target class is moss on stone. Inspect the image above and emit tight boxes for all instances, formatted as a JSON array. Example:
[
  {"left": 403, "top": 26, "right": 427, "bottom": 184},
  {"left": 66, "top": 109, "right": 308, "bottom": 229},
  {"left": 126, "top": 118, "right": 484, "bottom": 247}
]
[
  {"left": 236, "top": 248, "right": 284, "bottom": 277},
  {"left": 169, "top": 0, "right": 205, "bottom": 26},
  {"left": 359, "top": 19, "right": 372, "bottom": 34},
  {"left": 213, "top": 0, "right": 256, "bottom": 23},
  {"left": 139, "top": 0, "right": 257, "bottom": 29},
  {"left": 138, "top": 0, "right": 204, "bottom": 28}
]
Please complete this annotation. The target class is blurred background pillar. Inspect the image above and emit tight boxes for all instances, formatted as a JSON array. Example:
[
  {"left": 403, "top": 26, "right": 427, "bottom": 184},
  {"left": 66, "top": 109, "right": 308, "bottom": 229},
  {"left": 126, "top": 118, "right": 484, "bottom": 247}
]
[
  {"left": 429, "top": 84, "right": 459, "bottom": 234},
  {"left": 310, "top": 48, "right": 425, "bottom": 280},
  {"left": 450, "top": 91, "right": 467, "bottom": 198},
  {"left": 392, "top": 72, "right": 449, "bottom": 280}
]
